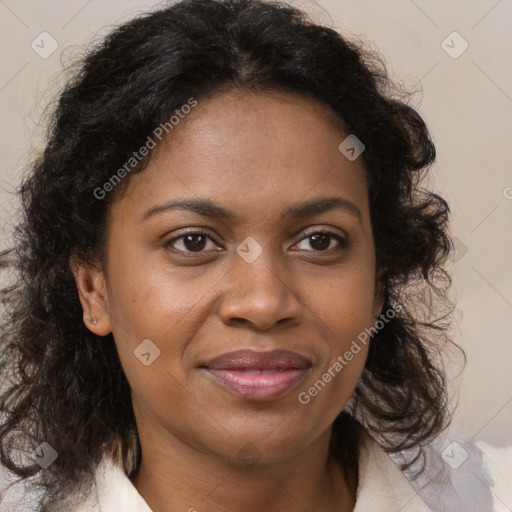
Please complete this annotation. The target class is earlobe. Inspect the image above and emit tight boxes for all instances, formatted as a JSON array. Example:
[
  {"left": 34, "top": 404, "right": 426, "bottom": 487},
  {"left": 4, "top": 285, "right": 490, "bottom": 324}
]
[
  {"left": 86, "top": 315, "right": 97, "bottom": 325},
  {"left": 69, "top": 254, "right": 112, "bottom": 336}
]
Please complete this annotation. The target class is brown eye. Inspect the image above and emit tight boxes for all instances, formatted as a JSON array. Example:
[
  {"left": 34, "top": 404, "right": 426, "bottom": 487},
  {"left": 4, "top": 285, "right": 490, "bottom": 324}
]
[
  {"left": 179, "top": 234, "right": 208, "bottom": 252},
  {"left": 294, "top": 230, "right": 348, "bottom": 252},
  {"left": 165, "top": 230, "right": 221, "bottom": 254}
]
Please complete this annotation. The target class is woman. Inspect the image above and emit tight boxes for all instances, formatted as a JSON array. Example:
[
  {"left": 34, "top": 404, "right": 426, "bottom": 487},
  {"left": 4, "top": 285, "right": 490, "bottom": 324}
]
[{"left": 0, "top": 0, "right": 509, "bottom": 510}]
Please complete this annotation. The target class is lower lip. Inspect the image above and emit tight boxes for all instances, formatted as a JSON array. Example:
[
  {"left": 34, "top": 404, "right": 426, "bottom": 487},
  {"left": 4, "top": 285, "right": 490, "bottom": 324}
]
[{"left": 203, "top": 368, "right": 310, "bottom": 401}]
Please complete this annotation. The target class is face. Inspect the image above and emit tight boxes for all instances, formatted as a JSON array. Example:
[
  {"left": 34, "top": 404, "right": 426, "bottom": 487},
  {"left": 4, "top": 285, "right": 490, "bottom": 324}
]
[{"left": 74, "top": 90, "right": 384, "bottom": 465}]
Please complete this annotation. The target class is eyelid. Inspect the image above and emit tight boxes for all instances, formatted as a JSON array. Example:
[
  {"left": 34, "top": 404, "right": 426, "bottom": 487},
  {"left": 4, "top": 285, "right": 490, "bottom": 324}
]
[{"left": 297, "top": 225, "right": 348, "bottom": 241}]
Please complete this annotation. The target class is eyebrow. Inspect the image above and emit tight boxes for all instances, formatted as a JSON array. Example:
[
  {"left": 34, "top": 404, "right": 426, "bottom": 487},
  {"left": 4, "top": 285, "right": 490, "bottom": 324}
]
[{"left": 141, "top": 196, "right": 362, "bottom": 223}]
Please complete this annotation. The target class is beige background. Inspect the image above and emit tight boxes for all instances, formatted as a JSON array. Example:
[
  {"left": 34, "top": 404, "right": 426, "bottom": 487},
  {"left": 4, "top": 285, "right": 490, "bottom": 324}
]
[{"left": 0, "top": 0, "right": 511, "bottom": 448}]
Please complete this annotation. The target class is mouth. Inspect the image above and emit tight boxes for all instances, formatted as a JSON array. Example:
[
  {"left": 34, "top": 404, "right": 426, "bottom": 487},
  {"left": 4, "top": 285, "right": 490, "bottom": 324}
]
[{"left": 199, "top": 349, "right": 312, "bottom": 401}]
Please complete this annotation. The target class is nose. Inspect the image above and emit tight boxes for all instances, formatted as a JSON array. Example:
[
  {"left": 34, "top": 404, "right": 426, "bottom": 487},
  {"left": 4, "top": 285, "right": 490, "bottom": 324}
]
[{"left": 218, "top": 252, "right": 303, "bottom": 331}]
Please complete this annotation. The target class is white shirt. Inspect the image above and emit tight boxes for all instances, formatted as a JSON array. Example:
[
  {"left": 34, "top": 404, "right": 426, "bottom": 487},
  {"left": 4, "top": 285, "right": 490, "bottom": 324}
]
[{"left": 2, "top": 434, "right": 510, "bottom": 511}]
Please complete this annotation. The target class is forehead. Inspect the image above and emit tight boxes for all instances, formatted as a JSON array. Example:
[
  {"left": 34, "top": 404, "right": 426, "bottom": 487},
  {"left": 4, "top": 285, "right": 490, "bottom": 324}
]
[
  {"left": 113, "top": 90, "right": 370, "bottom": 225},
  {"left": 159, "top": 89, "right": 350, "bottom": 169}
]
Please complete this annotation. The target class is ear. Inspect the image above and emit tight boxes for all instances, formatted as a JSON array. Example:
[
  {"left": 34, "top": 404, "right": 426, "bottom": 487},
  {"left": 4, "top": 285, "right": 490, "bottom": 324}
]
[{"left": 69, "top": 253, "right": 112, "bottom": 336}]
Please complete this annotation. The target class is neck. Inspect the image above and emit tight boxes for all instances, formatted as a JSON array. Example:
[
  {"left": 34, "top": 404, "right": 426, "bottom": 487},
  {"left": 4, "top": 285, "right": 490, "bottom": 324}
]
[{"left": 129, "top": 425, "right": 358, "bottom": 512}]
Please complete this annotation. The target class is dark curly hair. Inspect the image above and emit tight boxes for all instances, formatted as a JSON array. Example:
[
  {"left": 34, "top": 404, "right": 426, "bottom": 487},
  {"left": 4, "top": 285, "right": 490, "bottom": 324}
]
[{"left": 0, "top": 0, "right": 457, "bottom": 509}]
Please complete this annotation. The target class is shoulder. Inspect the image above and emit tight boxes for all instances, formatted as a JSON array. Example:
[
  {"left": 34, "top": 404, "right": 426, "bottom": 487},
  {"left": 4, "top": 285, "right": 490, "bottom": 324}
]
[
  {"left": 475, "top": 439, "right": 512, "bottom": 507},
  {"left": 0, "top": 456, "right": 152, "bottom": 512},
  {"left": 354, "top": 434, "right": 432, "bottom": 511},
  {"left": 73, "top": 456, "right": 152, "bottom": 512},
  {"left": 55, "top": 457, "right": 152, "bottom": 512},
  {"left": 355, "top": 431, "right": 511, "bottom": 512}
]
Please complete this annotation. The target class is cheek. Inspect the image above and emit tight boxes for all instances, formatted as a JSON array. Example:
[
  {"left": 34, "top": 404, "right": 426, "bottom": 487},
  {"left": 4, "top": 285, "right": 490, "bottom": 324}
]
[
  {"left": 105, "top": 261, "right": 217, "bottom": 408},
  {"left": 106, "top": 250, "right": 208, "bottom": 343},
  {"left": 307, "top": 262, "right": 377, "bottom": 336},
  {"left": 298, "top": 263, "right": 376, "bottom": 397}
]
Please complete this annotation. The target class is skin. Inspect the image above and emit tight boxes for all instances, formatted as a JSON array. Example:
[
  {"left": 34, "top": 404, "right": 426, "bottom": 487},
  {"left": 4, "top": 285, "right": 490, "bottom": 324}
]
[{"left": 72, "top": 90, "right": 384, "bottom": 512}]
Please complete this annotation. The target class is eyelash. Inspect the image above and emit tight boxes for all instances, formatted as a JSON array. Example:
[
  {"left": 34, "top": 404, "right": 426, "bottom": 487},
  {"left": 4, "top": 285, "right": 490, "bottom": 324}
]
[{"left": 164, "top": 227, "right": 349, "bottom": 255}]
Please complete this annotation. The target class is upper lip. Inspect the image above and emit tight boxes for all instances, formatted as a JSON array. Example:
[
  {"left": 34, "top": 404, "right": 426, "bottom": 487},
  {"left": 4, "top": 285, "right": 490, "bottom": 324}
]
[{"left": 201, "top": 349, "right": 312, "bottom": 371}]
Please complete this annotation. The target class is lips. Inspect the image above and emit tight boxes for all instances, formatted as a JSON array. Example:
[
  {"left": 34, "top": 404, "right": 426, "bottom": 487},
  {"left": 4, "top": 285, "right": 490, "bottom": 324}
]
[
  {"left": 203, "top": 349, "right": 312, "bottom": 371},
  {"left": 200, "top": 349, "right": 312, "bottom": 401}
]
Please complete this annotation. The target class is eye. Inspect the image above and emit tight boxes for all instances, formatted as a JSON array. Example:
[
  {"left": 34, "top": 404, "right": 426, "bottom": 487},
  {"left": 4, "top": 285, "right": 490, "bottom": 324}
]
[
  {"left": 293, "top": 228, "right": 349, "bottom": 252},
  {"left": 164, "top": 229, "right": 221, "bottom": 254},
  {"left": 164, "top": 227, "right": 349, "bottom": 255}
]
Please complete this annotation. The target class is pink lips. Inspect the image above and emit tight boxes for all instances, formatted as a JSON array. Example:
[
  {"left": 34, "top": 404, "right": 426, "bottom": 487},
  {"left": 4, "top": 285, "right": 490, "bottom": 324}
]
[{"left": 201, "top": 349, "right": 312, "bottom": 401}]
